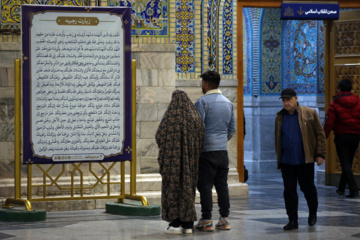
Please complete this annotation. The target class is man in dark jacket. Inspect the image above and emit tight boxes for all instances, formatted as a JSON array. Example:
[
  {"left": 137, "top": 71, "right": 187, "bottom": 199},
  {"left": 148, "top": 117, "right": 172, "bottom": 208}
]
[
  {"left": 275, "top": 88, "right": 326, "bottom": 230},
  {"left": 323, "top": 79, "right": 360, "bottom": 198}
]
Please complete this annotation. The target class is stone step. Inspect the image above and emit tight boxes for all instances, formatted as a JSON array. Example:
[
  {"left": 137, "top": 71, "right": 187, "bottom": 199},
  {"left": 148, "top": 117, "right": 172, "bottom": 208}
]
[{"left": 0, "top": 168, "right": 248, "bottom": 211}]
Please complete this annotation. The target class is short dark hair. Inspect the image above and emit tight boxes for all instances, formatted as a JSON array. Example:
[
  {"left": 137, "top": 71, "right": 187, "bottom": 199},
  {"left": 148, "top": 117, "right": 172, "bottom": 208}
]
[
  {"left": 338, "top": 79, "right": 352, "bottom": 92},
  {"left": 200, "top": 71, "right": 220, "bottom": 89}
]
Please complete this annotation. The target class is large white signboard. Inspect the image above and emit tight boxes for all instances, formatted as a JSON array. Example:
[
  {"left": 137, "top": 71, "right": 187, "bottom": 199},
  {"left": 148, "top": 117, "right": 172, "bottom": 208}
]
[{"left": 22, "top": 6, "right": 132, "bottom": 163}]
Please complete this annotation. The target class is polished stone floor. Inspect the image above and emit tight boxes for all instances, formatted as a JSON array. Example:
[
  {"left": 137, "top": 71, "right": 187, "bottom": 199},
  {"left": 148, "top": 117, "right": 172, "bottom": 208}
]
[{"left": 1, "top": 172, "right": 360, "bottom": 240}]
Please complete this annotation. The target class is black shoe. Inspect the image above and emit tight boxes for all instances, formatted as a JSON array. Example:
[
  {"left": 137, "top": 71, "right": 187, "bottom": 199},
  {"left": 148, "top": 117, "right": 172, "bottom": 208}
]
[
  {"left": 336, "top": 189, "right": 344, "bottom": 195},
  {"left": 308, "top": 214, "right": 317, "bottom": 226},
  {"left": 346, "top": 192, "right": 359, "bottom": 198},
  {"left": 283, "top": 221, "right": 298, "bottom": 230}
]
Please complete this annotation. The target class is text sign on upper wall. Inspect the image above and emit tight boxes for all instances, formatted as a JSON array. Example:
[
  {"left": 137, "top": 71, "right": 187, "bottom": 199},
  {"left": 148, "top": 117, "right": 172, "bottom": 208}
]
[
  {"left": 281, "top": 3, "right": 340, "bottom": 20},
  {"left": 22, "top": 5, "right": 132, "bottom": 164}
]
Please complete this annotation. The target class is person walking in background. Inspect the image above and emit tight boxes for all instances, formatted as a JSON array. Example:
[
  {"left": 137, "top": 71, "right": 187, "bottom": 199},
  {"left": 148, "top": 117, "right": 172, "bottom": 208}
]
[
  {"left": 194, "top": 70, "right": 236, "bottom": 232},
  {"left": 275, "top": 88, "right": 326, "bottom": 230},
  {"left": 323, "top": 79, "right": 360, "bottom": 198},
  {"left": 155, "top": 89, "right": 205, "bottom": 234}
]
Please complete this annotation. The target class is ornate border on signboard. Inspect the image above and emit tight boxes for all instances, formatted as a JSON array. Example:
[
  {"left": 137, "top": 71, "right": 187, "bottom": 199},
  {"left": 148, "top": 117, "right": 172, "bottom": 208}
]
[{"left": 21, "top": 5, "right": 132, "bottom": 164}]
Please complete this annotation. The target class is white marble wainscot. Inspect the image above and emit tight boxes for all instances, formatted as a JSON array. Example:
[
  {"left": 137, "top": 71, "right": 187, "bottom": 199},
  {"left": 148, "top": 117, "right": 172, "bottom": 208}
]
[
  {"left": 136, "top": 168, "right": 249, "bottom": 205},
  {"left": 243, "top": 96, "right": 280, "bottom": 173},
  {"left": 0, "top": 42, "right": 21, "bottom": 68},
  {"left": 132, "top": 44, "right": 176, "bottom": 174},
  {"left": 0, "top": 42, "right": 19, "bottom": 183}
]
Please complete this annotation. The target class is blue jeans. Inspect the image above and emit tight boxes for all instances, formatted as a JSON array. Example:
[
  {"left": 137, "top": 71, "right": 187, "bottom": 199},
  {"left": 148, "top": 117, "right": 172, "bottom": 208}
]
[{"left": 197, "top": 151, "right": 230, "bottom": 220}]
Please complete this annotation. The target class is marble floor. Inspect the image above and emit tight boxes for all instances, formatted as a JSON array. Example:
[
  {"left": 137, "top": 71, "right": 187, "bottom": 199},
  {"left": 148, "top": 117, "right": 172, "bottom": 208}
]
[{"left": 1, "top": 172, "right": 360, "bottom": 240}]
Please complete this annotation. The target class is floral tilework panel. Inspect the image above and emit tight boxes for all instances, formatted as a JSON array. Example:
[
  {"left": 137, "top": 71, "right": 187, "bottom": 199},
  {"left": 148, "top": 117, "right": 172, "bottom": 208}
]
[
  {"left": 1, "top": 0, "right": 86, "bottom": 29},
  {"left": 222, "top": 0, "right": 233, "bottom": 75},
  {"left": 261, "top": 8, "right": 282, "bottom": 94},
  {"left": 175, "top": 0, "right": 195, "bottom": 73},
  {"left": 108, "top": 0, "right": 169, "bottom": 36},
  {"left": 282, "top": 20, "right": 324, "bottom": 94}
]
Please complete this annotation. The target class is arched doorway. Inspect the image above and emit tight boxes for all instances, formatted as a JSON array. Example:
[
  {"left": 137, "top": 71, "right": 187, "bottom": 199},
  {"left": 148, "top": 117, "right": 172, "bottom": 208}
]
[{"left": 236, "top": 0, "right": 360, "bottom": 185}]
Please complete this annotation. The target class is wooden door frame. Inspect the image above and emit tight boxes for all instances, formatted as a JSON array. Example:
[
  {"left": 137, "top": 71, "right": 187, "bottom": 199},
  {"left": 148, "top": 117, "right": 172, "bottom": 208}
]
[
  {"left": 325, "top": 10, "right": 360, "bottom": 186},
  {"left": 236, "top": 0, "right": 360, "bottom": 182}
]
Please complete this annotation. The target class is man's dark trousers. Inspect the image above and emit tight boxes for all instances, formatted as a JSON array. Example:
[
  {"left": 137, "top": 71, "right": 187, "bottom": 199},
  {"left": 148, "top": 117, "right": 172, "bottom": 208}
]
[
  {"left": 197, "top": 151, "right": 230, "bottom": 220},
  {"left": 335, "top": 134, "right": 360, "bottom": 193},
  {"left": 280, "top": 163, "right": 318, "bottom": 221}
]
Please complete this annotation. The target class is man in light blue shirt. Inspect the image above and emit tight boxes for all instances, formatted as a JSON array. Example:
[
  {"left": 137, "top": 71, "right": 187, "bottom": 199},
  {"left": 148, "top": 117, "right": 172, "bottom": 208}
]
[{"left": 194, "top": 71, "right": 236, "bottom": 232}]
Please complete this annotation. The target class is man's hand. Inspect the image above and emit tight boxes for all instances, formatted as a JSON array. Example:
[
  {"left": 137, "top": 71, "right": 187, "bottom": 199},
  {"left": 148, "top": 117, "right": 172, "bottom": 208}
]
[{"left": 316, "top": 157, "right": 325, "bottom": 166}]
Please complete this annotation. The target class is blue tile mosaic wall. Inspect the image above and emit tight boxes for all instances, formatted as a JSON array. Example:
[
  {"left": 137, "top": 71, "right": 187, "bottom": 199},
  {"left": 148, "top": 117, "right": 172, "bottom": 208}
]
[
  {"left": 208, "top": 0, "right": 220, "bottom": 71},
  {"left": 243, "top": 8, "right": 251, "bottom": 95},
  {"left": 222, "top": 0, "right": 233, "bottom": 75},
  {"left": 282, "top": 20, "right": 325, "bottom": 94},
  {"left": 317, "top": 21, "right": 325, "bottom": 93},
  {"left": 175, "top": 0, "right": 195, "bottom": 73},
  {"left": 0, "top": 0, "right": 86, "bottom": 28},
  {"left": 261, "top": 8, "right": 282, "bottom": 94},
  {"left": 198, "top": 0, "right": 235, "bottom": 76},
  {"left": 1, "top": 1, "right": 328, "bottom": 88},
  {"left": 109, "top": 0, "right": 169, "bottom": 36},
  {"left": 243, "top": 8, "right": 325, "bottom": 96}
]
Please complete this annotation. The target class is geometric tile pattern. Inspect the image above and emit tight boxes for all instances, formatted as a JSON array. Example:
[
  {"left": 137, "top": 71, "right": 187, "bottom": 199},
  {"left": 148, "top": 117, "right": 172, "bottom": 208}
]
[
  {"left": 335, "top": 21, "right": 360, "bottom": 56},
  {"left": 244, "top": 7, "right": 262, "bottom": 96},
  {"left": 0, "top": 0, "right": 86, "bottom": 29},
  {"left": 0, "top": 1, "right": 328, "bottom": 91},
  {"left": 1, "top": 0, "right": 24, "bottom": 28},
  {"left": 243, "top": 9, "right": 250, "bottom": 95},
  {"left": 317, "top": 21, "right": 325, "bottom": 93},
  {"left": 261, "top": 8, "right": 282, "bottom": 94},
  {"left": 208, "top": 0, "right": 220, "bottom": 71},
  {"left": 335, "top": 65, "right": 360, "bottom": 96},
  {"left": 222, "top": 0, "right": 233, "bottom": 74},
  {"left": 131, "top": 0, "right": 174, "bottom": 48},
  {"left": 108, "top": 0, "right": 169, "bottom": 36},
  {"left": 282, "top": 20, "right": 324, "bottom": 94},
  {"left": 175, "top": 0, "right": 195, "bottom": 73},
  {"left": 174, "top": 0, "right": 200, "bottom": 79},
  {"left": 242, "top": 8, "right": 263, "bottom": 96},
  {"left": 1, "top": 0, "right": 235, "bottom": 80},
  {"left": 243, "top": 8, "right": 325, "bottom": 96}
]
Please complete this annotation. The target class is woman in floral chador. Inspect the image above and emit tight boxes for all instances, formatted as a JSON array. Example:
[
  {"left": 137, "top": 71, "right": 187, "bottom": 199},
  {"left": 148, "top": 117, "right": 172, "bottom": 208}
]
[{"left": 155, "top": 89, "right": 204, "bottom": 234}]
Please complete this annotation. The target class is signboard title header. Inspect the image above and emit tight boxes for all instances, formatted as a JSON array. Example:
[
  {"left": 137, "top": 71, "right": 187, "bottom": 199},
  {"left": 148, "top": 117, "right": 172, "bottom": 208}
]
[{"left": 281, "top": 3, "right": 340, "bottom": 20}]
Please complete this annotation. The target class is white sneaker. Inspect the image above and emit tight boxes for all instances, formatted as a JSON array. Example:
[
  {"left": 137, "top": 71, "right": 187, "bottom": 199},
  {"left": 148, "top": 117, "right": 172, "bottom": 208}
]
[
  {"left": 181, "top": 227, "right": 194, "bottom": 234},
  {"left": 164, "top": 226, "right": 182, "bottom": 234}
]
